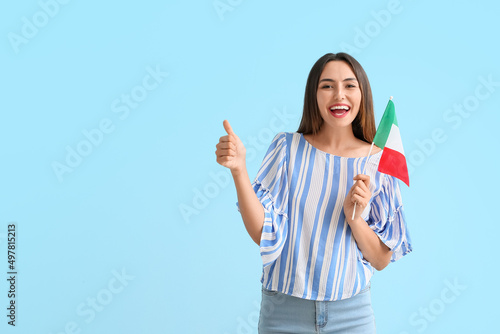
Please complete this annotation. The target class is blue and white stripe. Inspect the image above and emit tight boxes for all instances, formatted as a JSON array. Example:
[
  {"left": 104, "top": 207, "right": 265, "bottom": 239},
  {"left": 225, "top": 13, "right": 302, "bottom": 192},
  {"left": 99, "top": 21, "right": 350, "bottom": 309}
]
[{"left": 243, "top": 132, "right": 412, "bottom": 301}]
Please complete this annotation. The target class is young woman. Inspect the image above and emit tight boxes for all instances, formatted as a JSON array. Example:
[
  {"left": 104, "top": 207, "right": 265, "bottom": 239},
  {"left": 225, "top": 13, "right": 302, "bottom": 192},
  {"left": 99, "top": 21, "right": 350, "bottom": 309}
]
[{"left": 215, "top": 53, "right": 412, "bottom": 333}]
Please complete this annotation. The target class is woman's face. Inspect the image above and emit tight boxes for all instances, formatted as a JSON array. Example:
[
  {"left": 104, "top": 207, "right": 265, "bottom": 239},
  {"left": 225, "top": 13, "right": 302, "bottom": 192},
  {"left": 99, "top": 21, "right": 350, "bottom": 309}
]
[{"left": 316, "top": 61, "right": 362, "bottom": 131}]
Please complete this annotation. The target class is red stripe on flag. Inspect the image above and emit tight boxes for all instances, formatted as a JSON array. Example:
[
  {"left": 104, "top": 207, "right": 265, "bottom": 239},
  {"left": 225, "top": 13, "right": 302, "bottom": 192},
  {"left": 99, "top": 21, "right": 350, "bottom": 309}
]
[{"left": 378, "top": 147, "right": 410, "bottom": 186}]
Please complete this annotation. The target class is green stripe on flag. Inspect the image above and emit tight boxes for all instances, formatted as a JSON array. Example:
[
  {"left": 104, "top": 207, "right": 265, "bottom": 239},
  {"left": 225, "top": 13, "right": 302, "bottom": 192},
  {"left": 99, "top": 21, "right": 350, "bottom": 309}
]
[{"left": 373, "top": 99, "right": 398, "bottom": 149}]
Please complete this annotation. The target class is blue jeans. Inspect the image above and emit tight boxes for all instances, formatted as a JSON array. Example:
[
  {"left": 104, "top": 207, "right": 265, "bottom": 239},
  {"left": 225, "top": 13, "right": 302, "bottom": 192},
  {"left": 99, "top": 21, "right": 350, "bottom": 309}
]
[{"left": 258, "top": 284, "right": 376, "bottom": 333}]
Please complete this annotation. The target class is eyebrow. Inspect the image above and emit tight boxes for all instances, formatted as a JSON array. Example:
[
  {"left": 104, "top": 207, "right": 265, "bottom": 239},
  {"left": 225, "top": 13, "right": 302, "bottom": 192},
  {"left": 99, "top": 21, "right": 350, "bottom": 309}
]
[{"left": 319, "top": 77, "right": 358, "bottom": 83}]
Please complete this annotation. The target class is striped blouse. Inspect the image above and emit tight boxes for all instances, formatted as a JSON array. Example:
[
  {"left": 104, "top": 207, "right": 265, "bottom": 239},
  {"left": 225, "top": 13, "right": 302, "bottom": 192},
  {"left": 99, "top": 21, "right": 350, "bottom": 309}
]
[{"left": 238, "top": 132, "right": 412, "bottom": 301}]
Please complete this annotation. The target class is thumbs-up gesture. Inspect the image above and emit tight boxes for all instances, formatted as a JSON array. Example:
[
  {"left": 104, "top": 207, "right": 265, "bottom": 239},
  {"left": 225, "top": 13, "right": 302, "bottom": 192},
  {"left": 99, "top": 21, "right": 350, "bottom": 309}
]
[{"left": 216, "top": 120, "right": 246, "bottom": 174}]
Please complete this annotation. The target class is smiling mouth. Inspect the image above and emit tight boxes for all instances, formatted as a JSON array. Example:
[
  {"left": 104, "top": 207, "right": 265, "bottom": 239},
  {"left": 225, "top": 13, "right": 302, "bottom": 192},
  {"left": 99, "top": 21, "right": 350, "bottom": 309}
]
[{"left": 329, "top": 105, "right": 350, "bottom": 117}]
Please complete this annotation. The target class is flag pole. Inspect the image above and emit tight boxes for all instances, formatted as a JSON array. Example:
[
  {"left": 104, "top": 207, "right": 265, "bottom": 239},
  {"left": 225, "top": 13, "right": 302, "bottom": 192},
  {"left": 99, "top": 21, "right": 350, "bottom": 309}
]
[
  {"left": 351, "top": 142, "right": 374, "bottom": 220},
  {"left": 351, "top": 96, "right": 393, "bottom": 221}
]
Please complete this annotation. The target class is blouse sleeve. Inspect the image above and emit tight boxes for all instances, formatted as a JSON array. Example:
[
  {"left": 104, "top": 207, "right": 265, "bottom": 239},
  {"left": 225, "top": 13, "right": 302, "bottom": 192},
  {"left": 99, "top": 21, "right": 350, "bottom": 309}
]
[
  {"left": 237, "top": 132, "right": 289, "bottom": 268},
  {"left": 367, "top": 174, "right": 412, "bottom": 262}
]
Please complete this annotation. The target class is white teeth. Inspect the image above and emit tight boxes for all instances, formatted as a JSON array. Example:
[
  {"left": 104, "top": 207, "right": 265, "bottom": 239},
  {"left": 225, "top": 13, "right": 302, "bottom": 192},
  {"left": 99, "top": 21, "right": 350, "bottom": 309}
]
[{"left": 330, "top": 105, "right": 349, "bottom": 111}]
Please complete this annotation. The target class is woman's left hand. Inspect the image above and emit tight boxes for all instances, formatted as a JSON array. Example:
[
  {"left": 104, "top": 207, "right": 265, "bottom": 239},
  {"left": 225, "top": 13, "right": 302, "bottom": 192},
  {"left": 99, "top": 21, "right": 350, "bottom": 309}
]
[{"left": 344, "top": 174, "right": 371, "bottom": 222}]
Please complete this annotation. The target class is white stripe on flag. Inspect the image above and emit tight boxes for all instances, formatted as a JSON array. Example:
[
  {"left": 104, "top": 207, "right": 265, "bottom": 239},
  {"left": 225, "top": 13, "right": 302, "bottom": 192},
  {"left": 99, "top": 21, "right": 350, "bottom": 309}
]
[{"left": 385, "top": 124, "right": 405, "bottom": 155}]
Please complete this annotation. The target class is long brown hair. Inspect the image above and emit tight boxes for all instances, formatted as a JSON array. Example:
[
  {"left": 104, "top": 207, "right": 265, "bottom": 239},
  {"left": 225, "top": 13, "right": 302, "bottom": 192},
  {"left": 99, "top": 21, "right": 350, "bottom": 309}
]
[{"left": 297, "top": 53, "right": 376, "bottom": 143}]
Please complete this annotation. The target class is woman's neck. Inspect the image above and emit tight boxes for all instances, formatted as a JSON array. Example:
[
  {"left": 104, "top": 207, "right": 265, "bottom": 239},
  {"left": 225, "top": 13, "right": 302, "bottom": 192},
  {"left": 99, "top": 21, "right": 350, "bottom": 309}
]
[
  {"left": 314, "top": 125, "right": 359, "bottom": 151},
  {"left": 303, "top": 124, "right": 376, "bottom": 158}
]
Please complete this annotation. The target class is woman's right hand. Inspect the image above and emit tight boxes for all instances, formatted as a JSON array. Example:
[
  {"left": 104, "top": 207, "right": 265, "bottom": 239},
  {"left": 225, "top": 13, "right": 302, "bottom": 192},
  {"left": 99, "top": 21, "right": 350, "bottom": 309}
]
[{"left": 216, "top": 120, "right": 246, "bottom": 175}]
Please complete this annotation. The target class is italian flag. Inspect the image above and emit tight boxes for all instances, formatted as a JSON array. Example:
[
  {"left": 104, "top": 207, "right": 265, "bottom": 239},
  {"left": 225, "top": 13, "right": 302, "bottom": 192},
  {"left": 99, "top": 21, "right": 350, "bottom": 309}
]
[{"left": 373, "top": 99, "right": 410, "bottom": 187}]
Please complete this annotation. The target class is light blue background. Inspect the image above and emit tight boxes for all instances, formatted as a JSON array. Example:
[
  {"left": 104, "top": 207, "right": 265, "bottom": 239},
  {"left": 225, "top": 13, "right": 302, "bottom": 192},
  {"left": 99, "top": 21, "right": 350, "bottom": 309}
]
[{"left": 1, "top": 0, "right": 498, "bottom": 333}]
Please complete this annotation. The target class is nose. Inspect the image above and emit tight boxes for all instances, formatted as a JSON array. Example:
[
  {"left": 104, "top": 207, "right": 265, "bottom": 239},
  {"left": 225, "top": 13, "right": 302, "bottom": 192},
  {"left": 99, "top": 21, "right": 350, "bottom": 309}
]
[{"left": 332, "top": 84, "right": 345, "bottom": 101}]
